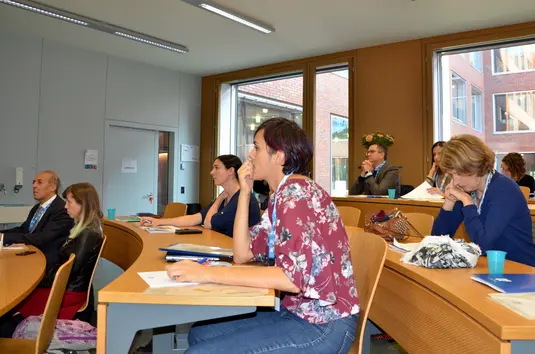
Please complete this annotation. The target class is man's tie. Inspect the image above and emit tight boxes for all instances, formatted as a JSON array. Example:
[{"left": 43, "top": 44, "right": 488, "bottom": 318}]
[{"left": 28, "top": 206, "right": 45, "bottom": 233}]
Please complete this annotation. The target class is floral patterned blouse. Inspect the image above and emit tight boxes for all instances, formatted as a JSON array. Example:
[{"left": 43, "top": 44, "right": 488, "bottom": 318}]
[{"left": 250, "top": 178, "right": 359, "bottom": 324}]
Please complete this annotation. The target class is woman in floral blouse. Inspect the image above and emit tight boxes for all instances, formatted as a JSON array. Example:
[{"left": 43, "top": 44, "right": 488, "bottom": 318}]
[{"left": 167, "top": 117, "right": 359, "bottom": 353}]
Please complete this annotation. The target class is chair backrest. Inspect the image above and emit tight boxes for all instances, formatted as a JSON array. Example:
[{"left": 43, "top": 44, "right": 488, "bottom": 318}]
[
  {"left": 337, "top": 206, "right": 362, "bottom": 227},
  {"left": 78, "top": 234, "right": 107, "bottom": 313},
  {"left": 163, "top": 202, "right": 188, "bottom": 218},
  {"left": 519, "top": 186, "right": 530, "bottom": 202},
  {"left": 404, "top": 212, "right": 434, "bottom": 237},
  {"left": 36, "top": 253, "right": 76, "bottom": 354},
  {"left": 400, "top": 184, "right": 415, "bottom": 196},
  {"left": 346, "top": 229, "right": 388, "bottom": 354}
]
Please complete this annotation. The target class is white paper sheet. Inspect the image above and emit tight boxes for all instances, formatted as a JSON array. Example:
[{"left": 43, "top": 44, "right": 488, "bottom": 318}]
[
  {"left": 400, "top": 181, "right": 444, "bottom": 200},
  {"left": 138, "top": 271, "right": 198, "bottom": 288}
]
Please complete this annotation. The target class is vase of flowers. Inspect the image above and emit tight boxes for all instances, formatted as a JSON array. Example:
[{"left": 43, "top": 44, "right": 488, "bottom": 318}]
[{"left": 361, "top": 132, "right": 395, "bottom": 148}]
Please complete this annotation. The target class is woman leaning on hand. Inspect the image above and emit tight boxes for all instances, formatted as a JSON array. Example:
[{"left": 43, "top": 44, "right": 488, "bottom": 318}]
[
  {"left": 166, "top": 117, "right": 359, "bottom": 353},
  {"left": 431, "top": 135, "right": 535, "bottom": 267}
]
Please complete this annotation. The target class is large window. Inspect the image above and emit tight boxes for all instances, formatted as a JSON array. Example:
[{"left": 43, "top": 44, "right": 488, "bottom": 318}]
[
  {"left": 494, "top": 91, "right": 535, "bottom": 133},
  {"left": 451, "top": 72, "right": 467, "bottom": 124},
  {"left": 471, "top": 86, "right": 483, "bottom": 131},
  {"left": 493, "top": 45, "right": 535, "bottom": 74},
  {"left": 435, "top": 41, "right": 535, "bottom": 172},
  {"left": 314, "top": 66, "right": 349, "bottom": 194}
]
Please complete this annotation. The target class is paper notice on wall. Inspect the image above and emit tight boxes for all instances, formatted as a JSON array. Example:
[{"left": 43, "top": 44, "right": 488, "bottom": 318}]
[
  {"left": 181, "top": 144, "right": 199, "bottom": 162},
  {"left": 84, "top": 150, "right": 98, "bottom": 170},
  {"left": 122, "top": 158, "right": 137, "bottom": 173}
]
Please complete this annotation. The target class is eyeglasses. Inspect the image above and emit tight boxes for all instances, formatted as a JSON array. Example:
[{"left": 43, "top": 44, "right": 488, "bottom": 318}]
[{"left": 366, "top": 150, "right": 377, "bottom": 154}]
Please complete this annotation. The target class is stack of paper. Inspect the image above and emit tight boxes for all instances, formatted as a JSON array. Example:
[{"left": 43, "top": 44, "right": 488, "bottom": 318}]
[
  {"left": 489, "top": 293, "right": 535, "bottom": 320},
  {"left": 400, "top": 181, "right": 444, "bottom": 200}
]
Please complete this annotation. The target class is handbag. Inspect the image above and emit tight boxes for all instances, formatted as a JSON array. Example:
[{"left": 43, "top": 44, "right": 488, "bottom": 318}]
[{"left": 364, "top": 208, "right": 422, "bottom": 241}]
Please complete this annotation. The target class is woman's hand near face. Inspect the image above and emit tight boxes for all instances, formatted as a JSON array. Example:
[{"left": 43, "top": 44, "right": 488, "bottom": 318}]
[
  {"left": 238, "top": 161, "right": 254, "bottom": 194},
  {"left": 428, "top": 162, "right": 438, "bottom": 178}
]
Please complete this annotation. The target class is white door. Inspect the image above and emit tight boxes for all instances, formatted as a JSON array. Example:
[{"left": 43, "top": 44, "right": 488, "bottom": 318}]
[{"left": 103, "top": 125, "right": 158, "bottom": 216}]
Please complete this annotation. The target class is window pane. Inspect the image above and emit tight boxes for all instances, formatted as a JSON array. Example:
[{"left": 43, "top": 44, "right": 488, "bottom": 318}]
[
  {"left": 451, "top": 72, "right": 467, "bottom": 124},
  {"left": 471, "top": 86, "right": 483, "bottom": 131},
  {"left": 469, "top": 51, "right": 483, "bottom": 72},
  {"left": 493, "top": 44, "right": 535, "bottom": 74},
  {"left": 314, "top": 67, "right": 349, "bottom": 195},
  {"left": 497, "top": 153, "right": 535, "bottom": 177},
  {"left": 494, "top": 91, "right": 535, "bottom": 132},
  {"left": 232, "top": 76, "right": 303, "bottom": 162}
]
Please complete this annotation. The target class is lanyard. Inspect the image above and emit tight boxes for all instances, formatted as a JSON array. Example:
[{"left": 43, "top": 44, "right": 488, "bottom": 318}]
[
  {"left": 269, "top": 173, "right": 293, "bottom": 261},
  {"left": 434, "top": 171, "right": 447, "bottom": 192},
  {"left": 471, "top": 171, "right": 494, "bottom": 215},
  {"left": 373, "top": 161, "right": 386, "bottom": 179}
]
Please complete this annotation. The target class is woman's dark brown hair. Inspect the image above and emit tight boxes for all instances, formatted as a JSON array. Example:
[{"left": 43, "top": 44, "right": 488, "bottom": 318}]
[
  {"left": 502, "top": 153, "right": 527, "bottom": 181},
  {"left": 255, "top": 117, "right": 313, "bottom": 175}
]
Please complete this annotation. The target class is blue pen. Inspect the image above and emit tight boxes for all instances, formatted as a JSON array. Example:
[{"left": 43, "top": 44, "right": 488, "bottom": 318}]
[{"left": 197, "top": 257, "right": 209, "bottom": 264}]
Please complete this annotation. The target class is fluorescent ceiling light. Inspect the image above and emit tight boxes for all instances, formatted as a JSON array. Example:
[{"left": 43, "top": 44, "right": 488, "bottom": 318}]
[
  {"left": 114, "top": 32, "right": 187, "bottom": 53},
  {"left": 0, "top": 0, "right": 88, "bottom": 26},
  {"left": 0, "top": 0, "right": 189, "bottom": 53},
  {"left": 198, "top": 3, "right": 274, "bottom": 34}
]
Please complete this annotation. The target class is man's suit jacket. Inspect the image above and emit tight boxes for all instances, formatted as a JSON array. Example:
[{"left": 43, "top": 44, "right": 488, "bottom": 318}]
[
  {"left": 3, "top": 196, "right": 74, "bottom": 269},
  {"left": 349, "top": 161, "right": 401, "bottom": 196}
]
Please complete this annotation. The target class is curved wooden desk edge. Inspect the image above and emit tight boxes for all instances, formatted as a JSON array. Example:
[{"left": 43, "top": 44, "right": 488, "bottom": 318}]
[
  {"left": 384, "top": 250, "right": 535, "bottom": 340},
  {"left": 99, "top": 220, "right": 275, "bottom": 307},
  {"left": 0, "top": 246, "right": 46, "bottom": 317}
]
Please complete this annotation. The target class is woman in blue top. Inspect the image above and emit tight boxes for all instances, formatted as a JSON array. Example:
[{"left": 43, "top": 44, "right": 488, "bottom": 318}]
[
  {"left": 431, "top": 135, "right": 535, "bottom": 267},
  {"left": 141, "top": 155, "right": 260, "bottom": 237}
]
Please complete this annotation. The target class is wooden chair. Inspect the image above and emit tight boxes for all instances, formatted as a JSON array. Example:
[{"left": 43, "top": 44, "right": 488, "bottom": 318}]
[
  {"left": 77, "top": 234, "right": 107, "bottom": 316},
  {"left": 519, "top": 186, "right": 530, "bottom": 202},
  {"left": 163, "top": 202, "right": 188, "bottom": 218},
  {"left": 0, "top": 254, "right": 76, "bottom": 354},
  {"left": 404, "top": 212, "right": 434, "bottom": 237},
  {"left": 346, "top": 229, "right": 388, "bottom": 354},
  {"left": 338, "top": 206, "right": 362, "bottom": 227}
]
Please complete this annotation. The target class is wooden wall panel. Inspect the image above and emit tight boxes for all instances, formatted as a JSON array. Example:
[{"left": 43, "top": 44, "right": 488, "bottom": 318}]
[{"left": 355, "top": 40, "right": 424, "bottom": 187}]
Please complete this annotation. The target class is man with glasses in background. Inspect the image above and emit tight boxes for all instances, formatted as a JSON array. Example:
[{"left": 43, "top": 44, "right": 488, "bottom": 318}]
[{"left": 349, "top": 143, "right": 400, "bottom": 196}]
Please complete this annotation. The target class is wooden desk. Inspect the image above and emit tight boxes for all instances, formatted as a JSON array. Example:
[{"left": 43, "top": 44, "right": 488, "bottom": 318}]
[
  {"left": 0, "top": 246, "right": 45, "bottom": 317},
  {"left": 351, "top": 229, "right": 535, "bottom": 353},
  {"left": 98, "top": 221, "right": 275, "bottom": 354}
]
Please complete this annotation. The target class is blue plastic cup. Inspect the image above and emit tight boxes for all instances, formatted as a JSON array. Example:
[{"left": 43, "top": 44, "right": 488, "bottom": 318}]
[
  {"left": 487, "top": 250, "right": 507, "bottom": 274},
  {"left": 107, "top": 208, "right": 116, "bottom": 221},
  {"left": 388, "top": 189, "right": 396, "bottom": 199}
]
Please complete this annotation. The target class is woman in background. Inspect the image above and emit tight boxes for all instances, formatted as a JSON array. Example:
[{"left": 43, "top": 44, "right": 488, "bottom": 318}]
[
  {"left": 431, "top": 135, "right": 535, "bottom": 267},
  {"left": 426, "top": 141, "right": 451, "bottom": 196},
  {"left": 501, "top": 152, "right": 535, "bottom": 193},
  {"left": 141, "top": 155, "right": 260, "bottom": 237},
  {"left": 0, "top": 182, "right": 103, "bottom": 337}
]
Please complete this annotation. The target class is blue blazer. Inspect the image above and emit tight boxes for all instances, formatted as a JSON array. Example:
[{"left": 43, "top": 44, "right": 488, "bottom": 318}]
[{"left": 432, "top": 172, "right": 535, "bottom": 267}]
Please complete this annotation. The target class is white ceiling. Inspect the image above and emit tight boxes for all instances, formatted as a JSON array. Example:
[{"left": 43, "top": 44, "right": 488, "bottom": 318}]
[{"left": 1, "top": 0, "right": 535, "bottom": 75}]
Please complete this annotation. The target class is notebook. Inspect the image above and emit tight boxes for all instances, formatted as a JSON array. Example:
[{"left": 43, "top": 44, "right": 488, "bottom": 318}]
[
  {"left": 159, "top": 243, "right": 233, "bottom": 258},
  {"left": 471, "top": 274, "right": 535, "bottom": 293},
  {"left": 488, "top": 292, "right": 535, "bottom": 319},
  {"left": 116, "top": 216, "right": 141, "bottom": 222}
]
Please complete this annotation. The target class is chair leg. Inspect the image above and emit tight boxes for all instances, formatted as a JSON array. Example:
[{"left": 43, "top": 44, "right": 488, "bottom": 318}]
[{"left": 362, "top": 319, "right": 382, "bottom": 354}]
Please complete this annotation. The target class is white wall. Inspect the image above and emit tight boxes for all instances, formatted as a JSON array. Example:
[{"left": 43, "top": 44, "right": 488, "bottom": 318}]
[{"left": 0, "top": 30, "right": 202, "bottom": 207}]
